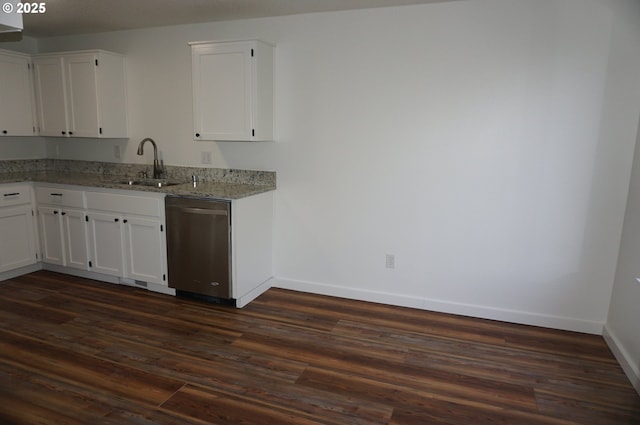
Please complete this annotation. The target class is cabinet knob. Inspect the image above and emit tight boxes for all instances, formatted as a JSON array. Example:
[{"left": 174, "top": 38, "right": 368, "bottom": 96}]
[
  {"left": 61, "top": 131, "right": 66, "bottom": 135},
  {"left": 2, "top": 130, "right": 7, "bottom": 134},
  {"left": 114, "top": 218, "right": 119, "bottom": 222},
  {"left": 69, "top": 131, "right": 73, "bottom": 135},
  {"left": 195, "top": 133, "right": 200, "bottom": 138},
  {"left": 123, "top": 219, "right": 128, "bottom": 223},
  {"left": 53, "top": 210, "right": 59, "bottom": 214},
  {"left": 61, "top": 212, "right": 66, "bottom": 216}
]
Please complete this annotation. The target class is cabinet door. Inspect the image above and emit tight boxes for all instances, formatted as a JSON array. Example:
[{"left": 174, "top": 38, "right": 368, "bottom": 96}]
[
  {"left": 87, "top": 212, "right": 124, "bottom": 277},
  {"left": 124, "top": 217, "right": 165, "bottom": 285},
  {"left": 33, "top": 56, "right": 68, "bottom": 137},
  {"left": 62, "top": 208, "right": 89, "bottom": 270},
  {"left": 0, "top": 51, "right": 36, "bottom": 136},
  {"left": 38, "top": 206, "right": 65, "bottom": 266},
  {"left": 192, "top": 42, "right": 253, "bottom": 141},
  {"left": 64, "top": 53, "right": 100, "bottom": 138},
  {"left": 0, "top": 205, "right": 37, "bottom": 273}
]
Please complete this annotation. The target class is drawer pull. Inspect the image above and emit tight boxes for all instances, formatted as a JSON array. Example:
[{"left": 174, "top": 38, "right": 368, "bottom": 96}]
[
  {"left": 50, "top": 193, "right": 63, "bottom": 196},
  {"left": 3, "top": 192, "right": 20, "bottom": 197}
]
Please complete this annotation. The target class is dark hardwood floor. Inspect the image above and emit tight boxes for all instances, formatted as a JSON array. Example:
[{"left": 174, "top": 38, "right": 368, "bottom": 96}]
[{"left": 0, "top": 271, "right": 638, "bottom": 424}]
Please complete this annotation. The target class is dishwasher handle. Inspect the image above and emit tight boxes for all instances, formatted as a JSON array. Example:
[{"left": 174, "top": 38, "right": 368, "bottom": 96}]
[{"left": 171, "top": 206, "right": 228, "bottom": 216}]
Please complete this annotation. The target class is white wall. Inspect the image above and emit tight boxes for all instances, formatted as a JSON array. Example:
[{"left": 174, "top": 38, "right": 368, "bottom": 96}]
[
  {"left": 604, "top": 0, "right": 640, "bottom": 394},
  {"left": 607, "top": 121, "right": 640, "bottom": 392},
  {"left": 20, "top": 0, "right": 640, "bottom": 333},
  {"left": 0, "top": 138, "right": 46, "bottom": 159}
]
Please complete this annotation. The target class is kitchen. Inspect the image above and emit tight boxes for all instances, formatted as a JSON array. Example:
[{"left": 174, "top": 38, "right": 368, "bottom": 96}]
[{"left": 1, "top": 0, "right": 640, "bottom": 418}]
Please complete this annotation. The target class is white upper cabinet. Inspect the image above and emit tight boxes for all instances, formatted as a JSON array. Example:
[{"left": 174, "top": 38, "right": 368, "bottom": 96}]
[
  {"left": 65, "top": 53, "right": 101, "bottom": 138},
  {"left": 33, "top": 50, "right": 128, "bottom": 138},
  {"left": 191, "top": 40, "right": 274, "bottom": 142},
  {"left": 32, "top": 55, "right": 67, "bottom": 136},
  {"left": 0, "top": 50, "right": 37, "bottom": 136}
]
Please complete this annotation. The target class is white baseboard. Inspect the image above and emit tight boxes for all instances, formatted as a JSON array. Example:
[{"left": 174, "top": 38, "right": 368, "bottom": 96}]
[
  {"left": 272, "top": 277, "right": 604, "bottom": 335},
  {"left": 43, "top": 263, "right": 120, "bottom": 283},
  {"left": 0, "top": 263, "right": 42, "bottom": 282},
  {"left": 43, "top": 264, "right": 176, "bottom": 295},
  {"left": 603, "top": 325, "right": 640, "bottom": 395},
  {"left": 236, "top": 277, "right": 273, "bottom": 308}
]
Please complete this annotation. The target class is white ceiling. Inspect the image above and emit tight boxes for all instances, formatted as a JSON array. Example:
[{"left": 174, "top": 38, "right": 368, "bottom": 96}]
[{"left": 21, "top": 0, "right": 459, "bottom": 38}]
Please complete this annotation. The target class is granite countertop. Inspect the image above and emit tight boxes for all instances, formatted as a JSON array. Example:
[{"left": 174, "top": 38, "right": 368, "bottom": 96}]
[{"left": 0, "top": 166, "right": 275, "bottom": 200}]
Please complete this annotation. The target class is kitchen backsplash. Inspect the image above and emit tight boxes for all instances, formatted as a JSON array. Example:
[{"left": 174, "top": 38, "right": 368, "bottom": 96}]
[
  {"left": 0, "top": 159, "right": 49, "bottom": 173},
  {"left": 0, "top": 159, "right": 276, "bottom": 186}
]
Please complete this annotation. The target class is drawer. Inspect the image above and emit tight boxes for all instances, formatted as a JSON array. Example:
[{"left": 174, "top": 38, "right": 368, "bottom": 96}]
[
  {"left": 36, "top": 187, "right": 85, "bottom": 208},
  {"left": 85, "top": 191, "right": 162, "bottom": 217},
  {"left": 0, "top": 184, "right": 32, "bottom": 207}
]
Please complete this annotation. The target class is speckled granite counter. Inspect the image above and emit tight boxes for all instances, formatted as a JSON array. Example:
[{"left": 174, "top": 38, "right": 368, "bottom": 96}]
[{"left": 0, "top": 160, "right": 275, "bottom": 200}]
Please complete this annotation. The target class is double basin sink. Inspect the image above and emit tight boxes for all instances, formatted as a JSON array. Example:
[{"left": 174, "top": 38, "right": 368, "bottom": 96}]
[{"left": 110, "top": 178, "right": 188, "bottom": 188}]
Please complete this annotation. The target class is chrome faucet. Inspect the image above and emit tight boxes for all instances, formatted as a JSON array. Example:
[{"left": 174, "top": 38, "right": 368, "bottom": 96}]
[{"left": 136, "top": 137, "right": 164, "bottom": 179}]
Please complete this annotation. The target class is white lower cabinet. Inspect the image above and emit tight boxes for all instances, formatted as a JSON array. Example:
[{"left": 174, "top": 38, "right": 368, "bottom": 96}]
[
  {"left": 36, "top": 187, "right": 89, "bottom": 270},
  {"left": 38, "top": 206, "right": 65, "bottom": 265},
  {"left": 38, "top": 207, "right": 89, "bottom": 270},
  {"left": 85, "top": 190, "right": 166, "bottom": 286},
  {"left": 0, "top": 184, "right": 38, "bottom": 273},
  {"left": 7, "top": 181, "right": 272, "bottom": 304},
  {"left": 34, "top": 184, "right": 167, "bottom": 288},
  {"left": 0, "top": 205, "right": 38, "bottom": 272},
  {"left": 63, "top": 209, "right": 90, "bottom": 270},
  {"left": 86, "top": 211, "right": 124, "bottom": 276},
  {"left": 124, "top": 216, "right": 165, "bottom": 284}
]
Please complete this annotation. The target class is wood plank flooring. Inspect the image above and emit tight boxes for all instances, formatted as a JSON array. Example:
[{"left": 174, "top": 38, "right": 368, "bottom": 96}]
[{"left": 0, "top": 270, "right": 638, "bottom": 424}]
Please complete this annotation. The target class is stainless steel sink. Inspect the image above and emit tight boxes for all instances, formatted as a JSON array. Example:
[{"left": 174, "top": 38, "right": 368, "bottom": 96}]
[{"left": 111, "top": 178, "right": 187, "bottom": 188}]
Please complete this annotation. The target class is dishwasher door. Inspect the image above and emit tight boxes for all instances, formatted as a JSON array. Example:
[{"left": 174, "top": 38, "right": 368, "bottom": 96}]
[{"left": 165, "top": 196, "right": 231, "bottom": 299}]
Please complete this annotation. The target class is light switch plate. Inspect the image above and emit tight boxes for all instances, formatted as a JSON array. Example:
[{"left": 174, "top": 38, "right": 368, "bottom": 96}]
[{"left": 201, "top": 151, "right": 212, "bottom": 164}]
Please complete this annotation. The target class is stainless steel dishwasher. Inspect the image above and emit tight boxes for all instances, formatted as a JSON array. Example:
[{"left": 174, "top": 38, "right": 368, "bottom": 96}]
[{"left": 165, "top": 196, "right": 231, "bottom": 300}]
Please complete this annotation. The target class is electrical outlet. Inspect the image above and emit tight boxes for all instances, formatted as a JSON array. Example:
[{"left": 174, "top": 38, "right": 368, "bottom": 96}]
[
  {"left": 201, "top": 151, "right": 212, "bottom": 164},
  {"left": 385, "top": 254, "right": 395, "bottom": 269},
  {"left": 113, "top": 145, "right": 121, "bottom": 159}
]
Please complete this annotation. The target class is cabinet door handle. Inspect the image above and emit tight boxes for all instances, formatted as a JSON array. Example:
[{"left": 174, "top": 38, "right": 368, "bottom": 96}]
[
  {"left": 114, "top": 218, "right": 119, "bottom": 222},
  {"left": 3, "top": 192, "right": 20, "bottom": 197},
  {"left": 2, "top": 130, "right": 7, "bottom": 134},
  {"left": 61, "top": 212, "right": 66, "bottom": 216},
  {"left": 195, "top": 133, "right": 200, "bottom": 138},
  {"left": 69, "top": 131, "right": 73, "bottom": 135},
  {"left": 53, "top": 210, "right": 59, "bottom": 214},
  {"left": 175, "top": 207, "right": 228, "bottom": 216},
  {"left": 123, "top": 219, "right": 128, "bottom": 223}
]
